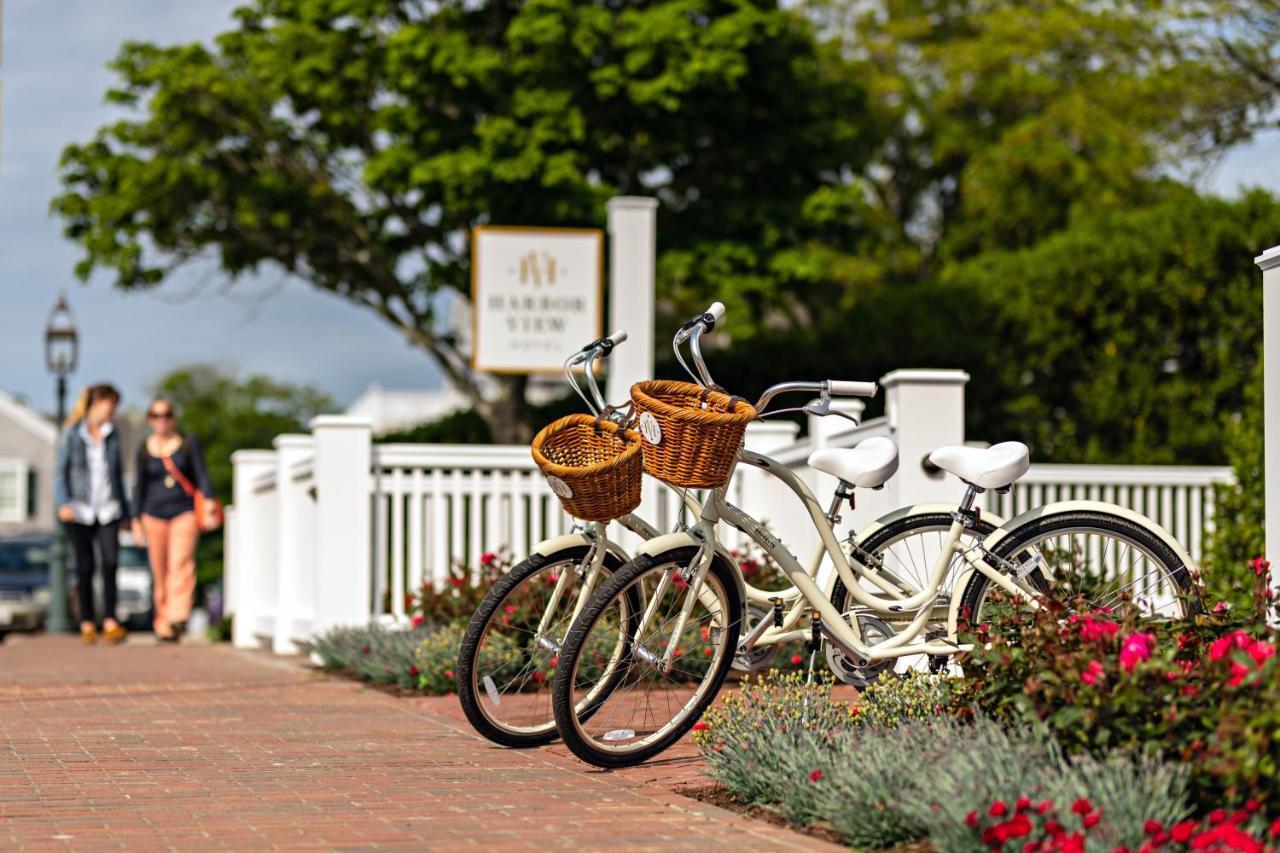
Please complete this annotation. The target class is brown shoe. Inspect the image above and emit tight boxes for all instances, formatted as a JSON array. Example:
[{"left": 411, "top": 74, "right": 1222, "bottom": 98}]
[
  {"left": 80, "top": 624, "right": 98, "bottom": 645},
  {"left": 102, "top": 624, "right": 127, "bottom": 645}
]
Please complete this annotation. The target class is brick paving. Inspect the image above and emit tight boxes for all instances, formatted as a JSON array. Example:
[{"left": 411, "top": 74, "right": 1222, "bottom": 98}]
[{"left": 0, "top": 635, "right": 835, "bottom": 850}]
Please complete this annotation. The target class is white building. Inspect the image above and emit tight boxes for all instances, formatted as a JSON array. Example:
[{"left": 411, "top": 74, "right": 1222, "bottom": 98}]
[{"left": 0, "top": 391, "right": 56, "bottom": 537}]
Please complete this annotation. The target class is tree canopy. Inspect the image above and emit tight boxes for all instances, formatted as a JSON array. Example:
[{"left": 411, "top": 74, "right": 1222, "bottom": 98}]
[{"left": 55, "top": 0, "right": 872, "bottom": 440}]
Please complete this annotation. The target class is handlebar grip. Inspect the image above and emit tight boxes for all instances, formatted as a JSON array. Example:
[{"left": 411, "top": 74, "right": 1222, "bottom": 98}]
[
  {"left": 705, "top": 302, "right": 725, "bottom": 322},
  {"left": 605, "top": 329, "right": 628, "bottom": 346},
  {"left": 827, "top": 380, "right": 878, "bottom": 398}
]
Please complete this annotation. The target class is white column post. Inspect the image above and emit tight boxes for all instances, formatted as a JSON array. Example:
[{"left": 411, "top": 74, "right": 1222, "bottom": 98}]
[
  {"left": 1256, "top": 245, "right": 1280, "bottom": 591},
  {"left": 606, "top": 196, "right": 658, "bottom": 405},
  {"left": 271, "top": 434, "right": 313, "bottom": 654},
  {"left": 880, "top": 370, "right": 970, "bottom": 508},
  {"left": 230, "top": 450, "right": 276, "bottom": 649},
  {"left": 310, "top": 416, "right": 374, "bottom": 638}
]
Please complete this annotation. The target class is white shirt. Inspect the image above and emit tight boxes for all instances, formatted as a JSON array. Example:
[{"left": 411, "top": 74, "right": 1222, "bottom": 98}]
[{"left": 71, "top": 421, "right": 122, "bottom": 526}]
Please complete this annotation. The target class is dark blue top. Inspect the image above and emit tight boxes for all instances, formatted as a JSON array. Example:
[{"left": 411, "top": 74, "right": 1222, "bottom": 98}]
[{"left": 133, "top": 435, "right": 214, "bottom": 521}]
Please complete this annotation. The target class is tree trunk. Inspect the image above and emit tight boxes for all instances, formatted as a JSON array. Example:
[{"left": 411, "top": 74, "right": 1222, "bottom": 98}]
[{"left": 480, "top": 374, "right": 534, "bottom": 445}]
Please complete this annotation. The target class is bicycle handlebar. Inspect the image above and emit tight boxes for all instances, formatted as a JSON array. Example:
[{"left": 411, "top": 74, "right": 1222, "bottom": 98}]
[
  {"left": 565, "top": 329, "right": 629, "bottom": 415},
  {"left": 754, "top": 379, "right": 878, "bottom": 413},
  {"left": 828, "top": 380, "right": 878, "bottom": 398}
]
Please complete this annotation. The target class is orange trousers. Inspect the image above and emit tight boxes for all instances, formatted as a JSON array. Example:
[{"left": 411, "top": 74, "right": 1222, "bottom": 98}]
[{"left": 140, "top": 512, "right": 199, "bottom": 636}]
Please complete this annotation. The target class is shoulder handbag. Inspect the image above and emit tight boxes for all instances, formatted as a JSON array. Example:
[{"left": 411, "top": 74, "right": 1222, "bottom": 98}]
[{"left": 161, "top": 447, "right": 224, "bottom": 533}]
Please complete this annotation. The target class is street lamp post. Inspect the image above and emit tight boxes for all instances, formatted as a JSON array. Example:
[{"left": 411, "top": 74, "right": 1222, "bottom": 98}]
[{"left": 44, "top": 295, "right": 79, "bottom": 634}]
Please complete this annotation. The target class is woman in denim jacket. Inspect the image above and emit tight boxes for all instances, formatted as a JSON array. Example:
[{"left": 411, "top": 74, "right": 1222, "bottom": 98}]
[{"left": 54, "top": 383, "right": 132, "bottom": 644}]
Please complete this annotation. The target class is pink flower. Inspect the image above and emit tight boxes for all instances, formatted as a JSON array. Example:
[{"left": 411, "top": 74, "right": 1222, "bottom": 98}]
[
  {"left": 1210, "top": 630, "right": 1254, "bottom": 661},
  {"left": 692, "top": 721, "right": 709, "bottom": 732},
  {"left": 790, "top": 655, "right": 803, "bottom": 665},
  {"left": 1213, "top": 600, "right": 1230, "bottom": 613},
  {"left": 1247, "top": 640, "right": 1275, "bottom": 665},
  {"left": 1118, "top": 632, "right": 1155, "bottom": 673},
  {"left": 808, "top": 769, "right": 823, "bottom": 782},
  {"left": 444, "top": 669, "right": 454, "bottom": 679},
  {"left": 410, "top": 613, "right": 425, "bottom": 627},
  {"left": 1228, "top": 661, "right": 1252, "bottom": 687},
  {"left": 1251, "top": 556, "right": 1271, "bottom": 576},
  {"left": 1077, "top": 614, "right": 1120, "bottom": 641},
  {"left": 1081, "top": 660, "right": 1104, "bottom": 685}
]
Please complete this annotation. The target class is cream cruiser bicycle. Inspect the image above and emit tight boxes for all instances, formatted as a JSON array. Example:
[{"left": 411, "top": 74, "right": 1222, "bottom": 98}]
[
  {"left": 458, "top": 308, "right": 1013, "bottom": 746},
  {"left": 550, "top": 315, "right": 1204, "bottom": 768}
]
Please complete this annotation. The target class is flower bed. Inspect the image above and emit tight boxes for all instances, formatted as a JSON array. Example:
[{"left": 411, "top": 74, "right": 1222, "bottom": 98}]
[{"left": 690, "top": 558, "right": 1280, "bottom": 851}]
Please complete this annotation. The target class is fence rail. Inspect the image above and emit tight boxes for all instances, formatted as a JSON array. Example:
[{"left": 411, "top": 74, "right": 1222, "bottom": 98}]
[{"left": 225, "top": 374, "right": 1240, "bottom": 654}]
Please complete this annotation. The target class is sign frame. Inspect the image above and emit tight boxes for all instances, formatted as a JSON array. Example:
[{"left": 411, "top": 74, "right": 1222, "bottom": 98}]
[{"left": 470, "top": 225, "right": 605, "bottom": 375}]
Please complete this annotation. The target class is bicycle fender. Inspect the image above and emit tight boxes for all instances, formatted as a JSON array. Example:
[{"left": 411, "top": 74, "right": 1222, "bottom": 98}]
[
  {"left": 850, "top": 503, "right": 1008, "bottom": 547},
  {"left": 532, "top": 533, "right": 630, "bottom": 566},
  {"left": 634, "top": 532, "right": 748, "bottom": 608},
  {"left": 947, "top": 498, "right": 1203, "bottom": 634},
  {"left": 979, "top": 500, "right": 1199, "bottom": 577}
]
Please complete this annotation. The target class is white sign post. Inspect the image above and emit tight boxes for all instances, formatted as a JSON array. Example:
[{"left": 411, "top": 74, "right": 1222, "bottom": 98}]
[{"left": 472, "top": 226, "right": 603, "bottom": 374}]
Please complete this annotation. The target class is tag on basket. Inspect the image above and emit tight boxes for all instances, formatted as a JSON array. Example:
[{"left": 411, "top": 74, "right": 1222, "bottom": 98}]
[
  {"left": 546, "top": 475, "right": 573, "bottom": 499},
  {"left": 639, "top": 411, "right": 663, "bottom": 445}
]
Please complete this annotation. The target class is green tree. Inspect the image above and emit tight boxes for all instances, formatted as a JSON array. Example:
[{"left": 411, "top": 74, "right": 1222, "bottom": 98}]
[
  {"left": 948, "top": 188, "right": 1280, "bottom": 464},
  {"left": 149, "top": 364, "right": 334, "bottom": 589},
  {"left": 55, "top": 0, "right": 873, "bottom": 441}
]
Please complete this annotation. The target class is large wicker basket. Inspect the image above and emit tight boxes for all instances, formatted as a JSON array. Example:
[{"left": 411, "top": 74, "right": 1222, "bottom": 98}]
[
  {"left": 629, "top": 380, "right": 757, "bottom": 489},
  {"left": 531, "top": 414, "right": 643, "bottom": 522}
]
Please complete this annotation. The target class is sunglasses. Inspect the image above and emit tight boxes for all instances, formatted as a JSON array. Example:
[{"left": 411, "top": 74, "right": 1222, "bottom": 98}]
[{"left": 148, "top": 410, "right": 174, "bottom": 420}]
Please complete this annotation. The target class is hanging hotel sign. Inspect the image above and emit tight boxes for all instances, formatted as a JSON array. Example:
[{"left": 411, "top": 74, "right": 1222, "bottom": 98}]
[{"left": 471, "top": 226, "right": 604, "bottom": 374}]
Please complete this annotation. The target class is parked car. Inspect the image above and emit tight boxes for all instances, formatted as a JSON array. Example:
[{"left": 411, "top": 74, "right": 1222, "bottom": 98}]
[{"left": 0, "top": 536, "right": 53, "bottom": 640}]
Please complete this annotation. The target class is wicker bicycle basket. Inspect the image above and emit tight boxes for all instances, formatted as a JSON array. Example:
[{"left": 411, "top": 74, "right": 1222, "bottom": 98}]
[
  {"left": 629, "top": 380, "right": 757, "bottom": 489},
  {"left": 530, "top": 414, "right": 644, "bottom": 522}
]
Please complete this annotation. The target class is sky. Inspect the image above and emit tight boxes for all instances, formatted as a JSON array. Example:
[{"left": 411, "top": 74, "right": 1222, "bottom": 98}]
[{"left": 1, "top": 0, "right": 1278, "bottom": 417}]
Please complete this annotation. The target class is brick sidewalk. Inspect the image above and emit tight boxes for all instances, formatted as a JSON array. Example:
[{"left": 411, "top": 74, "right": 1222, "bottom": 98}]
[{"left": 0, "top": 635, "right": 833, "bottom": 850}]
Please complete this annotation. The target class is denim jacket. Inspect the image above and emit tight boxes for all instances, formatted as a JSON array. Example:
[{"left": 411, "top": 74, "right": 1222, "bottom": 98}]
[{"left": 54, "top": 423, "right": 133, "bottom": 520}]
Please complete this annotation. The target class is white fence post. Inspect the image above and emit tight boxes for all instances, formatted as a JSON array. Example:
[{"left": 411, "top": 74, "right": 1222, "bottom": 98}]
[
  {"left": 880, "top": 370, "right": 970, "bottom": 509},
  {"left": 272, "top": 434, "right": 313, "bottom": 654},
  {"left": 230, "top": 449, "right": 276, "bottom": 649},
  {"left": 1257, "top": 245, "right": 1280, "bottom": 595},
  {"left": 606, "top": 196, "right": 657, "bottom": 406},
  {"left": 311, "top": 416, "right": 374, "bottom": 636}
]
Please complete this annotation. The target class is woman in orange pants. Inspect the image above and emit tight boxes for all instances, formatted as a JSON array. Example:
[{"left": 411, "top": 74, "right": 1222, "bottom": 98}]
[{"left": 131, "top": 398, "right": 214, "bottom": 642}]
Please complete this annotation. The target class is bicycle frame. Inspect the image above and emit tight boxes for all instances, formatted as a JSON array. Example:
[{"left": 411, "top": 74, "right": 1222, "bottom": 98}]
[{"left": 662, "top": 451, "right": 1042, "bottom": 667}]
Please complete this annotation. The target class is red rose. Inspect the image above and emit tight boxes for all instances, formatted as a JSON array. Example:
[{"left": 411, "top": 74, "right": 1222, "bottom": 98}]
[
  {"left": 790, "top": 655, "right": 803, "bottom": 665},
  {"left": 1143, "top": 820, "right": 1164, "bottom": 835},
  {"left": 989, "top": 801, "right": 1008, "bottom": 817},
  {"left": 1171, "top": 821, "right": 1196, "bottom": 843},
  {"left": 408, "top": 665, "right": 419, "bottom": 677},
  {"left": 965, "top": 811, "right": 979, "bottom": 828},
  {"left": 692, "top": 721, "right": 709, "bottom": 732},
  {"left": 808, "top": 769, "right": 822, "bottom": 782},
  {"left": 1082, "top": 812, "right": 1101, "bottom": 829},
  {"left": 1209, "top": 809, "right": 1227, "bottom": 825},
  {"left": 1071, "top": 798, "right": 1093, "bottom": 816},
  {"left": 1015, "top": 796, "right": 1031, "bottom": 812}
]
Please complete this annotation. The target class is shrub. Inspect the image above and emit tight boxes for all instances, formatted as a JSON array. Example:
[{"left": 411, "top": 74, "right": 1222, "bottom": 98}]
[
  {"left": 406, "top": 550, "right": 512, "bottom": 627},
  {"left": 953, "top": 563, "right": 1280, "bottom": 806},
  {"left": 857, "top": 669, "right": 954, "bottom": 728},
  {"left": 692, "top": 670, "right": 1192, "bottom": 851},
  {"left": 313, "top": 623, "right": 440, "bottom": 692}
]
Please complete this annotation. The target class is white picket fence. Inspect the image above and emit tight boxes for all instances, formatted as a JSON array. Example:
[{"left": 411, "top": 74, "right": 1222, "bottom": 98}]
[{"left": 225, "top": 371, "right": 1236, "bottom": 654}]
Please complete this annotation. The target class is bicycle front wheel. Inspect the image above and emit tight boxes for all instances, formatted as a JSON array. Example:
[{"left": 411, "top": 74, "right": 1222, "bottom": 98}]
[
  {"left": 959, "top": 510, "right": 1202, "bottom": 624},
  {"left": 552, "top": 546, "right": 742, "bottom": 769},
  {"left": 456, "top": 546, "right": 624, "bottom": 748}
]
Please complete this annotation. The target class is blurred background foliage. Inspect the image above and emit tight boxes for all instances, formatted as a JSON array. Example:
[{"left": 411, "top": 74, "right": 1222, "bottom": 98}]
[{"left": 56, "top": 0, "right": 1279, "bottom": 579}]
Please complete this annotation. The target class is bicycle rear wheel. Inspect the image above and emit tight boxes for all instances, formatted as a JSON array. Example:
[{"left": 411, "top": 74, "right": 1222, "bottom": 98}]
[
  {"left": 552, "top": 546, "right": 742, "bottom": 768},
  {"left": 959, "top": 510, "right": 1202, "bottom": 624},
  {"left": 456, "top": 546, "right": 624, "bottom": 748}
]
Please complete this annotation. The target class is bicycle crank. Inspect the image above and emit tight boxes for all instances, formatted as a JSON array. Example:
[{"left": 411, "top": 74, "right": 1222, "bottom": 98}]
[{"left": 825, "top": 613, "right": 896, "bottom": 687}]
